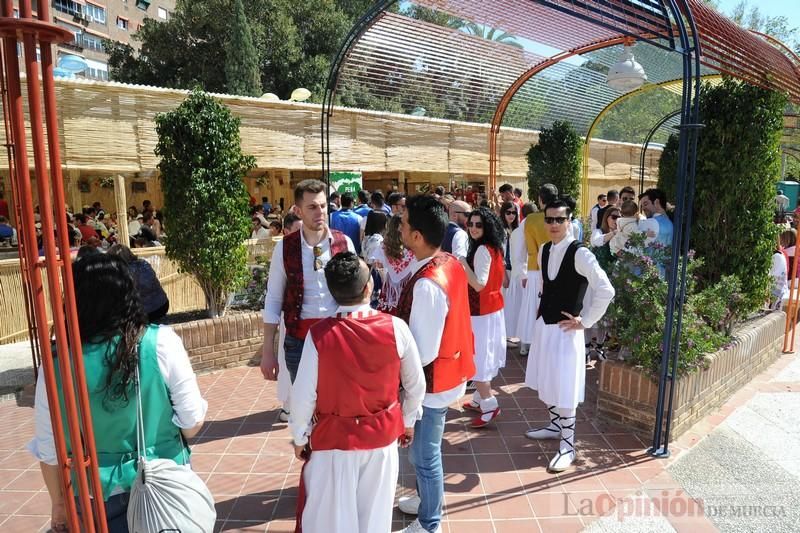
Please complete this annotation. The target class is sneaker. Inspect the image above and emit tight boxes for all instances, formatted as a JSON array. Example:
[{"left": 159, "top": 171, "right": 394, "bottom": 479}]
[
  {"left": 462, "top": 400, "right": 481, "bottom": 413},
  {"left": 278, "top": 409, "right": 289, "bottom": 423},
  {"left": 471, "top": 407, "right": 501, "bottom": 428},
  {"left": 465, "top": 380, "right": 477, "bottom": 391},
  {"left": 519, "top": 343, "right": 530, "bottom": 356},
  {"left": 398, "top": 519, "right": 441, "bottom": 533},
  {"left": 398, "top": 495, "right": 420, "bottom": 515}
]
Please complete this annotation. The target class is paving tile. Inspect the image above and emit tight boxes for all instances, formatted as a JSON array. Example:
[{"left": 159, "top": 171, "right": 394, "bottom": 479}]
[
  {"left": 0, "top": 514, "right": 49, "bottom": 533},
  {"left": 443, "top": 494, "right": 492, "bottom": 520},
  {"left": 492, "top": 518, "right": 542, "bottom": 532},
  {"left": 0, "top": 490, "right": 36, "bottom": 514},
  {"left": 537, "top": 516, "right": 584, "bottom": 532},
  {"left": 488, "top": 493, "right": 536, "bottom": 519}
]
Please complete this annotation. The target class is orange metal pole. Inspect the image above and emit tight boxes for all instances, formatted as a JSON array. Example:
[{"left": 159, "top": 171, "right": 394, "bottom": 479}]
[
  {"left": 0, "top": 1, "right": 106, "bottom": 530},
  {"left": 488, "top": 36, "right": 630, "bottom": 194},
  {"left": 784, "top": 252, "right": 800, "bottom": 352},
  {"left": 37, "top": 0, "right": 109, "bottom": 526}
]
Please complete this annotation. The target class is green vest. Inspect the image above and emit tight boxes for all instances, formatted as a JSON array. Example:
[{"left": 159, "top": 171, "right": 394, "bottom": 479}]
[{"left": 56, "top": 324, "right": 190, "bottom": 500}]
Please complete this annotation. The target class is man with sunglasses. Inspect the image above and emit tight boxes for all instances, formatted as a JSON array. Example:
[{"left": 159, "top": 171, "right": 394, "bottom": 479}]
[
  {"left": 290, "top": 252, "right": 425, "bottom": 533},
  {"left": 261, "top": 179, "right": 356, "bottom": 385},
  {"left": 442, "top": 199, "right": 471, "bottom": 260},
  {"left": 394, "top": 195, "right": 475, "bottom": 533},
  {"left": 524, "top": 199, "right": 614, "bottom": 473}
]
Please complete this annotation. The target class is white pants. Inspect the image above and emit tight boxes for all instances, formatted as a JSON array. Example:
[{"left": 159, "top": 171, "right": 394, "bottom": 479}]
[{"left": 301, "top": 442, "right": 399, "bottom": 533}]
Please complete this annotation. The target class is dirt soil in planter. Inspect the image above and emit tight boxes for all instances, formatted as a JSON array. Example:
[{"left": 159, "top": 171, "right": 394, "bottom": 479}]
[{"left": 160, "top": 307, "right": 260, "bottom": 326}]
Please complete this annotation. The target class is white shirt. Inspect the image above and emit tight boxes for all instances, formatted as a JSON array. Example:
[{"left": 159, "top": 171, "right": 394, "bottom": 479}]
[
  {"left": 509, "top": 224, "right": 527, "bottom": 279},
  {"left": 771, "top": 252, "right": 789, "bottom": 301},
  {"left": 28, "top": 326, "right": 208, "bottom": 467},
  {"left": 262, "top": 228, "right": 356, "bottom": 324},
  {"left": 408, "top": 256, "right": 467, "bottom": 408},
  {"left": 590, "top": 228, "right": 606, "bottom": 248},
  {"left": 128, "top": 219, "right": 142, "bottom": 236},
  {"left": 590, "top": 205, "right": 600, "bottom": 231},
  {"left": 451, "top": 228, "right": 469, "bottom": 260},
  {"left": 538, "top": 236, "right": 615, "bottom": 329},
  {"left": 289, "top": 304, "right": 426, "bottom": 446},
  {"left": 251, "top": 226, "right": 270, "bottom": 240},
  {"left": 473, "top": 245, "right": 492, "bottom": 285}
]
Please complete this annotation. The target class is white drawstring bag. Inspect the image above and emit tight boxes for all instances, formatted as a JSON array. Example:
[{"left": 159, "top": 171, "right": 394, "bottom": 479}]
[{"left": 127, "top": 367, "right": 216, "bottom": 533}]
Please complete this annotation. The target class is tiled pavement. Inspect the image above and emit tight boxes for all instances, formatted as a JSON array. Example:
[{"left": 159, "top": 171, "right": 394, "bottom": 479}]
[{"left": 1, "top": 344, "right": 798, "bottom": 533}]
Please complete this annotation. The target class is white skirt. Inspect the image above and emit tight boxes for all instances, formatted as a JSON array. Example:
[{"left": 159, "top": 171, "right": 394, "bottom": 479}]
[
  {"left": 502, "top": 271, "right": 524, "bottom": 339},
  {"left": 470, "top": 310, "right": 507, "bottom": 382},
  {"left": 517, "top": 271, "right": 542, "bottom": 344},
  {"left": 524, "top": 317, "right": 586, "bottom": 409}
]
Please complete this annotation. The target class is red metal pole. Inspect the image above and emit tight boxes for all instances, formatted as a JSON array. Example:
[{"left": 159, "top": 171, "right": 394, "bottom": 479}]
[
  {"left": 0, "top": 23, "right": 86, "bottom": 533},
  {"left": 37, "top": 1, "right": 109, "bottom": 527},
  {"left": 0, "top": 1, "right": 106, "bottom": 530}
]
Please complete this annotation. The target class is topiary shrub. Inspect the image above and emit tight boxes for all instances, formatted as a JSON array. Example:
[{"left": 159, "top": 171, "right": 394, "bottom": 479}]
[
  {"left": 526, "top": 120, "right": 582, "bottom": 212},
  {"left": 689, "top": 78, "right": 786, "bottom": 313},
  {"left": 656, "top": 132, "right": 679, "bottom": 205},
  {"left": 155, "top": 88, "right": 256, "bottom": 318}
]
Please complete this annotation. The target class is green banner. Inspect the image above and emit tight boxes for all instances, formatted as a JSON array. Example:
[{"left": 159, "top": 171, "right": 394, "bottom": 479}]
[{"left": 330, "top": 171, "right": 362, "bottom": 194}]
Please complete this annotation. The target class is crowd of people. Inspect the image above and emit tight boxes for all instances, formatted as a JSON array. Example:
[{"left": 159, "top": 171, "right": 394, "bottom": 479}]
[{"left": 25, "top": 176, "right": 696, "bottom": 533}]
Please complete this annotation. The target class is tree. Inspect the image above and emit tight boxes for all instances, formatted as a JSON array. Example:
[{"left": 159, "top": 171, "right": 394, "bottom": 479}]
[
  {"left": 155, "top": 89, "right": 256, "bottom": 318},
  {"left": 688, "top": 78, "right": 786, "bottom": 312},
  {"left": 225, "top": 0, "right": 261, "bottom": 96},
  {"left": 106, "top": 0, "right": 375, "bottom": 99},
  {"left": 656, "top": 133, "right": 679, "bottom": 204},
  {"left": 462, "top": 22, "right": 523, "bottom": 48},
  {"left": 526, "top": 120, "right": 583, "bottom": 211}
]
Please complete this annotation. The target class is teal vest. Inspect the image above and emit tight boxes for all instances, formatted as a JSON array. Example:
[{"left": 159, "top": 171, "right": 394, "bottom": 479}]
[{"left": 56, "top": 324, "right": 190, "bottom": 500}]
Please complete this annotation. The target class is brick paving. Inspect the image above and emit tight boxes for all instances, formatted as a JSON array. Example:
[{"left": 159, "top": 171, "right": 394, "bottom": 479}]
[{"left": 4, "top": 343, "right": 795, "bottom": 533}]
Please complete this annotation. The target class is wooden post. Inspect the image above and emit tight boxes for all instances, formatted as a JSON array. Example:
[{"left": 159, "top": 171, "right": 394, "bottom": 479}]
[{"left": 114, "top": 174, "right": 128, "bottom": 246}]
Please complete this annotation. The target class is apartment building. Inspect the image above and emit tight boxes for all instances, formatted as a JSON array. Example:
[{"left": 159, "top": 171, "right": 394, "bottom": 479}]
[{"left": 11, "top": 0, "right": 176, "bottom": 80}]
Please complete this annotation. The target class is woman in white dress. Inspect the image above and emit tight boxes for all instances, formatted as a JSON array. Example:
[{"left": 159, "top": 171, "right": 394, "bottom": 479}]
[
  {"left": 459, "top": 207, "right": 507, "bottom": 428},
  {"left": 369, "top": 214, "right": 415, "bottom": 315},
  {"left": 523, "top": 200, "right": 614, "bottom": 473},
  {"left": 502, "top": 202, "right": 535, "bottom": 343}
]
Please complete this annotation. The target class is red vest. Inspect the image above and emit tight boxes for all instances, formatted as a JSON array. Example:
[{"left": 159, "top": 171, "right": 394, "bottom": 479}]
[
  {"left": 468, "top": 246, "right": 505, "bottom": 316},
  {"left": 281, "top": 229, "right": 348, "bottom": 338},
  {"left": 395, "top": 253, "right": 475, "bottom": 393},
  {"left": 308, "top": 311, "right": 405, "bottom": 451}
]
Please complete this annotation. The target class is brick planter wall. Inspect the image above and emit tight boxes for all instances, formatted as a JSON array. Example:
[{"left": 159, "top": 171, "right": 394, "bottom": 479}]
[
  {"left": 597, "top": 311, "right": 786, "bottom": 441},
  {"left": 172, "top": 312, "right": 264, "bottom": 372}
]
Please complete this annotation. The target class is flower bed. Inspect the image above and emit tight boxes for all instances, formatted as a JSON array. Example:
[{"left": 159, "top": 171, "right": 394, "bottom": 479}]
[{"left": 596, "top": 311, "right": 786, "bottom": 440}]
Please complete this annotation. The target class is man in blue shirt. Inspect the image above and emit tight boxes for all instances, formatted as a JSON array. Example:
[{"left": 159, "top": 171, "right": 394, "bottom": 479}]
[
  {"left": 371, "top": 191, "right": 392, "bottom": 216},
  {"left": 354, "top": 190, "right": 371, "bottom": 218},
  {"left": 639, "top": 188, "right": 673, "bottom": 248},
  {"left": 330, "top": 193, "right": 364, "bottom": 254},
  {"left": 262, "top": 196, "right": 273, "bottom": 214}
]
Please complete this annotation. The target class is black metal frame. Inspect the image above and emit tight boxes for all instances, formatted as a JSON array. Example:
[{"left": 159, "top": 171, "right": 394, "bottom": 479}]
[
  {"left": 321, "top": 0, "right": 704, "bottom": 457},
  {"left": 639, "top": 109, "right": 682, "bottom": 194}
]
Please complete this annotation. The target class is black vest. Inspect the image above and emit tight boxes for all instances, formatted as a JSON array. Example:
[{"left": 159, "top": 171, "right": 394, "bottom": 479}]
[
  {"left": 537, "top": 240, "right": 589, "bottom": 325},
  {"left": 441, "top": 222, "right": 461, "bottom": 254}
]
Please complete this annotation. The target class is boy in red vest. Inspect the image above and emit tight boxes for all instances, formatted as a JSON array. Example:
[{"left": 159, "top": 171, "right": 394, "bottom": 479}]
[
  {"left": 290, "top": 252, "right": 426, "bottom": 533},
  {"left": 261, "top": 179, "right": 355, "bottom": 384},
  {"left": 394, "top": 195, "right": 475, "bottom": 533}
]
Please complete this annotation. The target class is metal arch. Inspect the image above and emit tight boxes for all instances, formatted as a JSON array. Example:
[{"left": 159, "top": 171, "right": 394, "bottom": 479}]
[
  {"left": 579, "top": 74, "right": 721, "bottom": 214},
  {"left": 639, "top": 109, "right": 682, "bottom": 193},
  {"left": 488, "top": 35, "right": 632, "bottom": 198},
  {"left": 323, "top": 0, "right": 705, "bottom": 457},
  {"left": 320, "top": 0, "right": 398, "bottom": 199}
]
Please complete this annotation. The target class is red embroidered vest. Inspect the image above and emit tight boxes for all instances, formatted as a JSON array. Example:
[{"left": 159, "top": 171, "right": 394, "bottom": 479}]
[
  {"left": 468, "top": 246, "right": 505, "bottom": 316},
  {"left": 309, "top": 312, "right": 405, "bottom": 451},
  {"left": 282, "top": 229, "right": 348, "bottom": 338},
  {"left": 396, "top": 253, "right": 475, "bottom": 393}
]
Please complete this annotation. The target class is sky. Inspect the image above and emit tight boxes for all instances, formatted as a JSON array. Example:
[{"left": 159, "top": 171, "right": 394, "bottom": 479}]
[{"left": 714, "top": 0, "right": 800, "bottom": 34}]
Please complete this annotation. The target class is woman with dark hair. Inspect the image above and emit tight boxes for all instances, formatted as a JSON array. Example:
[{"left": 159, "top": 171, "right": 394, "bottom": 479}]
[
  {"left": 458, "top": 207, "right": 506, "bottom": 427},
  {"left": 593, "top": 206, "right": 621, "bottom": 274},
  {"left": 108, "top": 244, "right": 170, "bottom": 322},
  {"left": 499, "top": 201, "right": 523, "bottom": 343},
  {"left": 368, "top": 214, "right": 415, "bottom": 314},
  {"left": 362, "top": 211, "right": 389, "bottom": 308},
  {"left": 29, "top": 254, "right": 207, "bottom": 532}
]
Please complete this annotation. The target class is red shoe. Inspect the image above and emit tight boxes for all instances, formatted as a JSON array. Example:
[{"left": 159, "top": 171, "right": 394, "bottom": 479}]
[
  {"left": 471, "top": 408, "right": 501, "bottom": 428},
  {"left": 462, "top": 401, "right": 481, "bottom": 413}
]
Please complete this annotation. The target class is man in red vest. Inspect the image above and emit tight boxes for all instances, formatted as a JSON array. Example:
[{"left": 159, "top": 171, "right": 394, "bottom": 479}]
[
  {"left": 290, "top": 251, "right": 426, "bottom": 533},
  {"left": 394, "top": 195, "right": 475, "bottom": 533},
  {"left": 261, "top": 179, "right": 355, "bottom": 385}
]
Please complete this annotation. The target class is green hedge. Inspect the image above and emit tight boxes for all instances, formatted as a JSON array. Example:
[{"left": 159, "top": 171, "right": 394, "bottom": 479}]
[{"left": 526, "top": 120, "right": 582, "bottom": 212}]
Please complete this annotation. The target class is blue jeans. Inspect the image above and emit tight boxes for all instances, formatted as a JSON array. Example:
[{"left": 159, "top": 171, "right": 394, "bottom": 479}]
[
  {"left": 284, "top": 334, "right": 305, "bottom": 383},
  {"left": 409, "top": 405, "right": 448, "bottom": 532}
]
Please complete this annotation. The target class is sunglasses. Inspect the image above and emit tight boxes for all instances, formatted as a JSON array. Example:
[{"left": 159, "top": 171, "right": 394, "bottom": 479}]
[
  {"left": 504, "top": 210, "right": 516, "bottom": 216},
  {"left": 467, "top": 221, "right": 483, "bottom": 228},
  {"left": 544, "top": 217, "right": 568, "bottom": 225},
  {"left": 610, "top": 214, "right": 621, "bottom": 220},
  {"left": 313, "top": 245, "right": 324, "bottom": 271}
]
